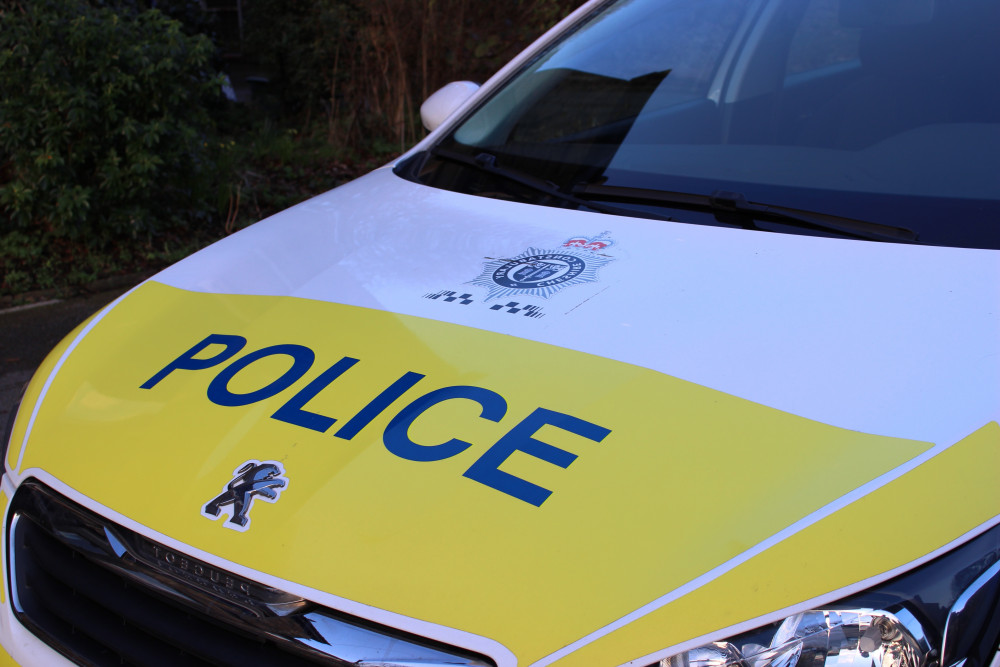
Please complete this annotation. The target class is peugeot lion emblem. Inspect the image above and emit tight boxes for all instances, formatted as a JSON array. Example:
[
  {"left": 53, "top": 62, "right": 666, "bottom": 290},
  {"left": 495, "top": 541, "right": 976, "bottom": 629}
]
[{"left": 202, "top": 460, "right": 288, "bottom": 532}]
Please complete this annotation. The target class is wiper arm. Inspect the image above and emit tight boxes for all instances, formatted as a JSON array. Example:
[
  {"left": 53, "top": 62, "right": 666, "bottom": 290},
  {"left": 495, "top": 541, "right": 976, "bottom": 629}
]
[
  {"left": 428, "top": 148, "right": 675, "bottom": 223},
  {"left": 573, "top": 183, "right": 919, "bottom": 243}
]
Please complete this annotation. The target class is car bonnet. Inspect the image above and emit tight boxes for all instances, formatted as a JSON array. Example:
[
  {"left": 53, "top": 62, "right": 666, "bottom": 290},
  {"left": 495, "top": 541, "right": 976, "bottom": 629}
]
[{"left": 6, "top": 168, "right": 999, "bottom": 667}]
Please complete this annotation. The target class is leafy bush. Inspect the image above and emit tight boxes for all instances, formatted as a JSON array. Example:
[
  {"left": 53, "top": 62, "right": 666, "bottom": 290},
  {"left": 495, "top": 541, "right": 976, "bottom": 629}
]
[
  {"left": 0, "top": 0, "right": 224, "bottom": 289},
  {"left": 0, "top": 0, "right": 583, "bottom": 294}
]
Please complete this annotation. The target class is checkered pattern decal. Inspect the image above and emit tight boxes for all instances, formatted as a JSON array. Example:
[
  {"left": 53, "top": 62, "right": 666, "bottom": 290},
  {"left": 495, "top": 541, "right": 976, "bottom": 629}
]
[
  {"left": 490, "top": 302, "right": 544, "bottom": 318},
  {"left": 424, "top": 290, "right": 475, "bottom": 305},
  {"left": 424, "top": 291, "right": 545, "bottom": 318}
]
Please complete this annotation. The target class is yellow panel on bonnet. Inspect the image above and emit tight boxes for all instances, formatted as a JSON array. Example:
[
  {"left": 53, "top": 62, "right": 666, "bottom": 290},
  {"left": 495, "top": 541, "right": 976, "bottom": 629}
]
[
  {"left": 6, "top": 308, "right": 104, "bottom": 473},
  {"left": 19, "top": 281, "right": 932, "bottom": 665},
  {"left": 561, "top": 422, "right": 1000, "bottom": 667}
]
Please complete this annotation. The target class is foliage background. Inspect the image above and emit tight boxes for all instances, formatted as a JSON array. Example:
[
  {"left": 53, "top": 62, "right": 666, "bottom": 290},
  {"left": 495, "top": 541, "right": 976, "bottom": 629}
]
[{"left": 0, "top": 0, "right": 581, "bottom": 296}]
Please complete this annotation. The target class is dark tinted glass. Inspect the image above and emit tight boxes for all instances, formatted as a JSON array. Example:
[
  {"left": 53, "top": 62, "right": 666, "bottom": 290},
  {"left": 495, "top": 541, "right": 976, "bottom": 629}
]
[{"left": 407, "top": 0, "right": 1000, "bottom": 249}]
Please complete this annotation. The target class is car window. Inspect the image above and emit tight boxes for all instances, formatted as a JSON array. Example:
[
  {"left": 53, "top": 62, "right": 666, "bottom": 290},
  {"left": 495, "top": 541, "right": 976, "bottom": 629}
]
[
  {"left": 786, "top": 0, "right": 861, "bottom": 76},
  {"left": 404, "top": 0, "right": 1000, "bottom": 250}
]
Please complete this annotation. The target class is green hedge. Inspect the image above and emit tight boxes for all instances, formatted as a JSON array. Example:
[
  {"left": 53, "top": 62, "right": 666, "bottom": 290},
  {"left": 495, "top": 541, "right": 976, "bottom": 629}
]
[
  {"left": 0, "top": 0, "right": 224, "bottom": 290},
  {"left": 0, "top": 0, "right": 582, "bottom": 294}
]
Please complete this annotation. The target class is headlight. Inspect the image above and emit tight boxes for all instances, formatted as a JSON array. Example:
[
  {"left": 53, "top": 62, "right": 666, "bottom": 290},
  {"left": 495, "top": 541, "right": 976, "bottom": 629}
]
[
  {"left": 653, "top": 523, "right": 1000, "bottom": 667},
  {"left": 664, "top": 609, "right": 930, "bottom": 667}
]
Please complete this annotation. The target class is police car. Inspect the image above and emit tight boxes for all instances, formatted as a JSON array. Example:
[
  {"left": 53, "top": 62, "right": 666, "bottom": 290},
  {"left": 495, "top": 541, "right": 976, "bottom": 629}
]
[{"left": 2, "top": 0, "right": 998, "bottom": 665}]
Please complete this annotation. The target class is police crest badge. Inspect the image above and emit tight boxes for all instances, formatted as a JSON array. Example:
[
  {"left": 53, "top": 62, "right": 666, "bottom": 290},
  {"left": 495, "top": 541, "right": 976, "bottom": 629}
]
[{"left": 469, "top": 232, "right": 617, "bottom": 302}]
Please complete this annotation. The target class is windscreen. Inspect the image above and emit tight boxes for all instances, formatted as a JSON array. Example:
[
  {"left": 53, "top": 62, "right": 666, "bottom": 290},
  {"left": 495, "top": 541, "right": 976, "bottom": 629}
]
[{"left": 406, "top": 0, "right": 1000, "bottom": 249}]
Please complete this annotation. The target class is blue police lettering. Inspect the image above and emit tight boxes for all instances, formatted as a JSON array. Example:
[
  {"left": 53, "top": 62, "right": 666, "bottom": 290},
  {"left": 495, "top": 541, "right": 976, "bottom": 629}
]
[
  {"left": 464, "top": 408, "right": 611, "bottom": 506},
  {"left": 207, "top": 344, "right": 314, "bottom": 407},
  {"left": 272, "top": 357, "right": 359, "bottom": 432},
  {"left": 383, "top": 386, "right": 507, "bottom": 462},
  {"left": 335, "top": 371, "right": 425, "bottom": 440},
  {"left": 142, "top": 335, "right": 611, "bottom": 506},
  {"left": 141, "top": 334, "right": 247, "bottom": 389}
]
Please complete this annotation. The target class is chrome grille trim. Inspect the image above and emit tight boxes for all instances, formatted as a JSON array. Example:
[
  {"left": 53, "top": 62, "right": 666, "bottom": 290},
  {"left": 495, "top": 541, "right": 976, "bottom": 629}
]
[{"left": 6, "top": 480, "right": 493, "bottom": 667}]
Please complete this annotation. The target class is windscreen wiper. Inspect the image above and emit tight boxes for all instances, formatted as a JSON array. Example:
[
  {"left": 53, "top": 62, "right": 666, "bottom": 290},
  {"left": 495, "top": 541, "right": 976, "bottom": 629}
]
[
  {"left": 428, "top": 147, "right": 676, "bottom": 223},
  {"left": 573, "top": 183, "right": 919, "bottom": 243}
]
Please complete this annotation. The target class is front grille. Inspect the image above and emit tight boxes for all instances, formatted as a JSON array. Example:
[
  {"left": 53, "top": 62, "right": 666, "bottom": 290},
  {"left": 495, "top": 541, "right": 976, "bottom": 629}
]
[{"left": 6, "top": 480, "right": 492, "bottom": 667}]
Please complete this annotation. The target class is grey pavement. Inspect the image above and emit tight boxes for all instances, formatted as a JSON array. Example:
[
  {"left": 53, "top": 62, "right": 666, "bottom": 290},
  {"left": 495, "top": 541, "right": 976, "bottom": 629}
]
[{"left": 1, "top": 287, "right": 135, "bottom": 436}]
